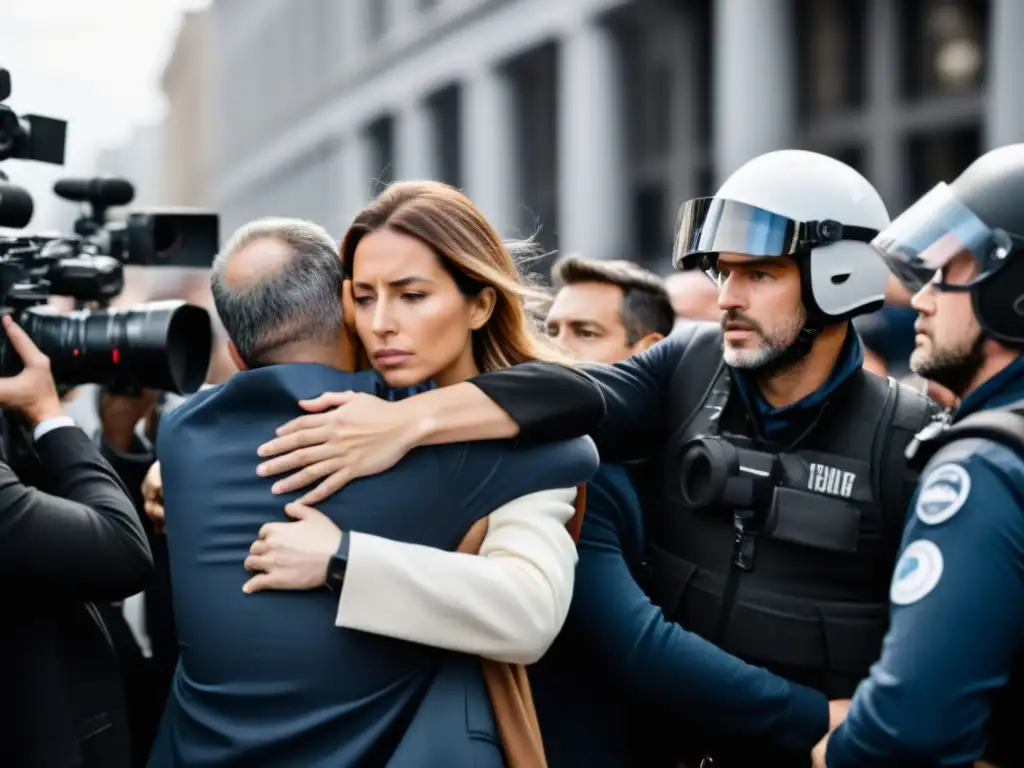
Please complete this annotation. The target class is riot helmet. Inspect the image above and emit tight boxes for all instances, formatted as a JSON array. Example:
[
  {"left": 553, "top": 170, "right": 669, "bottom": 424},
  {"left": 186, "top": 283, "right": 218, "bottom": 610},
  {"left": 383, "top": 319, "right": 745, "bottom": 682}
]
[
  {"left": 672, "top": 150, "right": 892, "bottom": 362},
  {"left": 871, "top": 143, "right": 1024, "bottom": 346}
]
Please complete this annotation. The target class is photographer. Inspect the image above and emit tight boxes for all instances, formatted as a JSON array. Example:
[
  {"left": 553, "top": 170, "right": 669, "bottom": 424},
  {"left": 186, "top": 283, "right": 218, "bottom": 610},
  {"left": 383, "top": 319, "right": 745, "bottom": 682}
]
[{"left": 0, "top": 313, "right": 154, "bottom": 768}]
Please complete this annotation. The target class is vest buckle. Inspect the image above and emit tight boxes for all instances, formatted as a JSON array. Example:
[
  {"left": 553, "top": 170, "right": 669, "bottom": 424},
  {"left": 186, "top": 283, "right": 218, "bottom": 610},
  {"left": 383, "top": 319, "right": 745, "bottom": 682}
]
[{"left": 732, "top": 512, "right": 758, "bottom": 571}]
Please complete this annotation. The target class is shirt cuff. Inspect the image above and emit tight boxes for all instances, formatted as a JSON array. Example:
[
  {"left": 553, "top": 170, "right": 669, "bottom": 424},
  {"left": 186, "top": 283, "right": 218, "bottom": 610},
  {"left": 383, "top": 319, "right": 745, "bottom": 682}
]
[{"left": 33, "top": 415, "right": 78, "bottom": 441}]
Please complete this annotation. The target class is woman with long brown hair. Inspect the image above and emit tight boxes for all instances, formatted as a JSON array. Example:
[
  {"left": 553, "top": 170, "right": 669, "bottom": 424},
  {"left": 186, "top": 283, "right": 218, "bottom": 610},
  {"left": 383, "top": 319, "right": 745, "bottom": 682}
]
[{"left": 342, "top": 180, "right": 567, "bottom": 385}]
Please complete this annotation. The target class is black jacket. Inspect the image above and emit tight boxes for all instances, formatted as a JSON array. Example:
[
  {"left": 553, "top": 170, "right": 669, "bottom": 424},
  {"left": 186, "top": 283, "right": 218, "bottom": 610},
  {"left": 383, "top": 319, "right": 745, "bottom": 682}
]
[{"left": 0, "top": 423, "right": 153, "bottom": 768}]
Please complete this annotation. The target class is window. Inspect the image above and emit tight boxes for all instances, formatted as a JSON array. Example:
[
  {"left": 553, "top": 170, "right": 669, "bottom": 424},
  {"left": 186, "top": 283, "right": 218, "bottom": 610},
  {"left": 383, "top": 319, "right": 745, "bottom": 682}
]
[
  {"left": 366, "top": 116, "right": 396, "bottom": 190},
  {"left": 796, "top": 0, "right": 867, "bottom": 118},
  {"left": 367, "top": 0, "right": 393, "bottom": 42},
  {"left": 824, "top": 146, "right": 866, "bottom": 177},
  {"left": 634, "top": 183, "right": 670, "bottom": 264},
  {"left": 512, "top": 45, "right": 559, "bottom": 254},
  {"left": 429, "top": 85, "right": 462, "bottom": 188},
  {"left": 696, "top": 165, "right": 715, "bottom": 198},
  {"left": 906, "top": 125, "right": 981, "bottom": 203},
  {"left": 641, "top": 63, "right": 673, "bottom": 158},
  {"left": 901, "top": 0, "right": 988, "bottom": 99},
  {"left": 693, "top": 0, "right": 713, "bottom": 144}
]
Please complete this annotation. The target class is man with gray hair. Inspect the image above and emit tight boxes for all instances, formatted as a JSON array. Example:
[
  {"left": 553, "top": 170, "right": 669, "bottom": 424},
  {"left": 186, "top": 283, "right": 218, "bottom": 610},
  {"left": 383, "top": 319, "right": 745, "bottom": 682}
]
[
  {"left": 210, "top": 217, "right": 350, "bottom": 371},
  {"left": 147, "top": 217, "right": 596, "bottom": 766}
]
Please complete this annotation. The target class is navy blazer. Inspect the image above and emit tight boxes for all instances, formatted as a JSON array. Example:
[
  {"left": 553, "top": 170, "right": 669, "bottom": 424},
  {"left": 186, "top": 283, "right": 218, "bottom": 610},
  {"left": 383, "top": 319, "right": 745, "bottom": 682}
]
[{"left": 147, "top": 364, "right": 596, "bottom": 767}]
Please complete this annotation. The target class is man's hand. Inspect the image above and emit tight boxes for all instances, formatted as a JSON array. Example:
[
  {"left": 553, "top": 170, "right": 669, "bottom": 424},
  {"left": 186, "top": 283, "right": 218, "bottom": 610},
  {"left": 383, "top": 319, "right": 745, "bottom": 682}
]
[
  {"left": 100, "top": 389, "right": 158, "bottom": 452},
  {"left": 242, "top": 502, "right": 343, "bottom": 593},
  {"left": 142, "top": 461, "right": 165, "bottom": 535},
  {"left": 255, "top": 391, "right": 424, "bottom": 505},
  {"left": 811, "top": 731, "right": 830, "bottom": 768},
  {"left": 0, "top": 314, "right": 64, "bottom": 426},
  {"left": 810, "top": 699, "right": 849, "bottom": 768},
  {"left": 828, "top": 699, "right": 851, "bottom": 730}
]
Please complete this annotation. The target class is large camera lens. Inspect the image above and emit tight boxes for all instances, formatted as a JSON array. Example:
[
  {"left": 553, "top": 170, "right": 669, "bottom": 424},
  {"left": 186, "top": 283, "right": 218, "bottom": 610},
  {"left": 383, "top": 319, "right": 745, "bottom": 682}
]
[
  {"left": 679, "top": 437, "right": 738, "bottom": 509},
  {"left": 13, "top": 300, "right": 212, "bottom": 394}
]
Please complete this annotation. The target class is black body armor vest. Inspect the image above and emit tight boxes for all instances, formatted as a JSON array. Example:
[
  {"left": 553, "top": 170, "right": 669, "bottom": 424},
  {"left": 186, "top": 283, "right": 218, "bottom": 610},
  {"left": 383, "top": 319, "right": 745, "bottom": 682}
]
[
  {"left": 906, "top": 401, "right": 1024, "bottom": 768},
  {"left": 643, "top": 327, "right": 935, "bottom": 766}
]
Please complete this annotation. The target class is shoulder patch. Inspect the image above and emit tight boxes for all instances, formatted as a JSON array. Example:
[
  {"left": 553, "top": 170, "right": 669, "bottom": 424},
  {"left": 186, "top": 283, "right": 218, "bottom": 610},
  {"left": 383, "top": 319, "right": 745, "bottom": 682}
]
[
  {"left": 890, "top": 539, "right": 944, "bottom": 606},
  {"left": 915, "top": 463, "right": 971, "bottom": 526}
]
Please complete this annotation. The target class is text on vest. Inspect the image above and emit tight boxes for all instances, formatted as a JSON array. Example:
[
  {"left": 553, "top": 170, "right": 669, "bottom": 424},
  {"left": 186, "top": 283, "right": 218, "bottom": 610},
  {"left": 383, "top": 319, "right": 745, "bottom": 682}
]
[{"left": 808, "top": 462, "right": 856, "bottom": 498}]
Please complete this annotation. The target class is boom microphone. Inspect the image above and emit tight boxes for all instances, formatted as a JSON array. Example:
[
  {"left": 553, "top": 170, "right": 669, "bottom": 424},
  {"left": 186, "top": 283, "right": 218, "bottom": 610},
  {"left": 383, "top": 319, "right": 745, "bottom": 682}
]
[{"left": 54, "top": 177, "right": 135, "bottom": 208}]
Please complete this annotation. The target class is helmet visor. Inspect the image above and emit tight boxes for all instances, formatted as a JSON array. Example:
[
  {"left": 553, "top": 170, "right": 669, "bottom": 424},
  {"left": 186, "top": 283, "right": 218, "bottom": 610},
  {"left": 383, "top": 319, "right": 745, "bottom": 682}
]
[
  {"left": 672, "top": 197, "right": 800, "bottom": 270},
  {"left": 871, "top": 182, "right": 1002, "bottom": 293}
]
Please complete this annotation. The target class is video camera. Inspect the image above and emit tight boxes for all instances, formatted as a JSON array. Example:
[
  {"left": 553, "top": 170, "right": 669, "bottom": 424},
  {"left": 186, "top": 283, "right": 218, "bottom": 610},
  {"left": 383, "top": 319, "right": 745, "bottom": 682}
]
[{"left": 0, "top": 67, "right": 216, "bottom": 395}]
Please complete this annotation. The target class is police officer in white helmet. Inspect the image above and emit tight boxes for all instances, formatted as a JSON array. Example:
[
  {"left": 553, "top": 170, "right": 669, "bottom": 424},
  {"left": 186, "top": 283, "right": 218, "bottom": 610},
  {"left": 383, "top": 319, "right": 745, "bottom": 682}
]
[{"left": 253, "top": 150, "right": 944, "bottom": 766}]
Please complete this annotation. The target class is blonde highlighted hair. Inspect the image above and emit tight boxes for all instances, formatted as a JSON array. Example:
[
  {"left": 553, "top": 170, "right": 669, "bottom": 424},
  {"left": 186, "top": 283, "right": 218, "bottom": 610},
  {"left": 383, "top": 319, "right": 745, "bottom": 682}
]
[{"left": 340, "top": 181, "right": 572, "bottom": 373}]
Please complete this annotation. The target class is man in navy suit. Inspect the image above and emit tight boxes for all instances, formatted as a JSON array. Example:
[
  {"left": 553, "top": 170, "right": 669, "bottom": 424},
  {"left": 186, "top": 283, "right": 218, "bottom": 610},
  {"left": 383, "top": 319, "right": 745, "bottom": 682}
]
[{"left": 148, "top": 218, "right": 597, "bottom": 767}]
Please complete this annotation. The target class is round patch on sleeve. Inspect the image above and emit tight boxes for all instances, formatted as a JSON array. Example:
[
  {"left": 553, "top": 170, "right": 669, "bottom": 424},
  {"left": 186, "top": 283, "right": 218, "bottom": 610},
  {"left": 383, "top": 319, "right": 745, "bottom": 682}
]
[
  {"left": 890, "top": 539, "right": 944, "bottom": 606},
  {"left": 915, "top": 463, "right": 971, "bottom": 526}
]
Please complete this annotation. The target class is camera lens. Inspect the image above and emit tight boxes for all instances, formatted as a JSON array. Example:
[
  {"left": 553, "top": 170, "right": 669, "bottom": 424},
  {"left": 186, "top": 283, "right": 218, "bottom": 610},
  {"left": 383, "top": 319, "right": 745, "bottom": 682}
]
[
  {"left": 16, "top": 300, "right": 212, "bottom": 394},
  {"left": 679, "top": 437, "right": 736, "bottom": 509}
]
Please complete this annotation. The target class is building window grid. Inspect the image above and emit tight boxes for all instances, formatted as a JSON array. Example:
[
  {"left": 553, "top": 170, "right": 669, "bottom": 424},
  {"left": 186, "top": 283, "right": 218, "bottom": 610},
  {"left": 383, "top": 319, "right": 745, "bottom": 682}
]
[
  {"left": 797, "top": 0, "right": 988, "bottom": 212},
  {"left": 624, "top": 1, "right": 712, "bottom": 269}
]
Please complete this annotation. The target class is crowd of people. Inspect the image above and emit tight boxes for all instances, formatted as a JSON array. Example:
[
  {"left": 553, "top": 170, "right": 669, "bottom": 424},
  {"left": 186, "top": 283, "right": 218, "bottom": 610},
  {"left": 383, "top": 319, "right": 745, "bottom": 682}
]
[{"left": 7, "top": 144, "right": 1024, "bottom": 768}]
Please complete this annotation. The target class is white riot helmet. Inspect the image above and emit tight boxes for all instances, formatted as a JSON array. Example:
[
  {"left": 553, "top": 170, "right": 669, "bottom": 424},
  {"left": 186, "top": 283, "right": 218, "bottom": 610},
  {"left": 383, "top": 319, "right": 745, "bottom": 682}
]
[{"left": 673, "top": 150, "right": 891, "bottom": 326}]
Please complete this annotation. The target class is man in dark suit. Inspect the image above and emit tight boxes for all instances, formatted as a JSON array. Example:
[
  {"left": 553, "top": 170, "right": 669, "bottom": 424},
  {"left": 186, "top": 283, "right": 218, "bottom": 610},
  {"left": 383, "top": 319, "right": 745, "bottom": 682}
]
[
  {"left": 149, "top": 217, "right": 596, "bottom": 767},
  {"left": 0, "top": 313, "right": 154, "bottom": 768}
]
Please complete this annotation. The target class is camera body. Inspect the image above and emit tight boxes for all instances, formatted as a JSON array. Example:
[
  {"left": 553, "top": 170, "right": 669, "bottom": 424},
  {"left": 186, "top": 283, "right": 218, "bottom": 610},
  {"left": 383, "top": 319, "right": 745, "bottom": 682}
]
[{"left": 0, "top": 67, "right": 218, "bottom": 396}]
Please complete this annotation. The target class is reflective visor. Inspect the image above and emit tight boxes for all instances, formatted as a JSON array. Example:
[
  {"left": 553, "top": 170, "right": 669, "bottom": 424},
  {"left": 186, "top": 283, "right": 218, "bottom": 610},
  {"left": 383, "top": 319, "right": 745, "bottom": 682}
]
[
  {"left": 673, "top": 197, "right": 801, "bottom": 269},
  {"left": 871, "top": 182, "right": 1002, "bottom": 293}
]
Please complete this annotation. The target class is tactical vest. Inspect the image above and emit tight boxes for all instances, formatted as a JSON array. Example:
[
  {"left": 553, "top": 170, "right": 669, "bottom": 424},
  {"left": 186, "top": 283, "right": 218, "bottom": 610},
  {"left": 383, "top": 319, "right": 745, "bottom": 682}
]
[
  {"left": 644, "top": 326, "right": 934, "bottom": 702},
  {"left": 907, "top": 400, "right": 1024, "bottom": 768}
]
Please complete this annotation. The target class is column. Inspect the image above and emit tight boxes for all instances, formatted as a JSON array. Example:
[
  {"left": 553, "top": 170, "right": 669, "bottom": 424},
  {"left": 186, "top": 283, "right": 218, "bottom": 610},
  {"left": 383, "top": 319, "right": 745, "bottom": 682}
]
[
  {"left": 557, "top": 20, "right": 629, "bottom": 260},
  {"left": 987, "top": 0, "right": 1024, "bottom": 149},
  {"left": 712, "top": 0, "right": 796, "bottom": 184},
  {"left": 462, "top": 66, "right": 519, "bottom": 237},
  {"left": 336, "top": 0, "right": 366, "bottom": 76},
  {"left": 866, "top": 0, "right": 904, "bottom": 210},
  {"left": 396, "top": 99, "right": 439, "bottom": 180}
]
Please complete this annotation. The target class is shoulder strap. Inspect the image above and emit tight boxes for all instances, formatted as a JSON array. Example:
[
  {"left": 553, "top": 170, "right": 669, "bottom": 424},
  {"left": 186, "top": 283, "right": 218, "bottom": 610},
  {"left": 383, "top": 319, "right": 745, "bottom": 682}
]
[
  {"left": 667, "top": 321, "right": 727, "bottom": 433},
  {"left": 908, "top": 399, "right": 1024, "bottom": 469},
  {"left": 868, "top": 374, "right": 938, "bottom": 527},
  {"left": 455, "top": 485, "right": 586, "bottom": 768}
]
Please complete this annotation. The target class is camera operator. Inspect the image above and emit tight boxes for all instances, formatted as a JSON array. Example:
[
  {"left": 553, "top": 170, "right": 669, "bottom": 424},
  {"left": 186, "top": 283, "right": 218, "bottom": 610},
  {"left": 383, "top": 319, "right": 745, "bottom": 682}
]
[{"left": 0, "top": 313, "right": 154, "bottom": 768}]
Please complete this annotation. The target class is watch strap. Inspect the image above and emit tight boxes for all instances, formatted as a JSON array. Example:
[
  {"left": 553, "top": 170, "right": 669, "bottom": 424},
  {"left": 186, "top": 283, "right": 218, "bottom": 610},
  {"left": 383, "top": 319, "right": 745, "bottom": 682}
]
[{"left": 324, "top": 530, "right": 350, "bottom": 594}]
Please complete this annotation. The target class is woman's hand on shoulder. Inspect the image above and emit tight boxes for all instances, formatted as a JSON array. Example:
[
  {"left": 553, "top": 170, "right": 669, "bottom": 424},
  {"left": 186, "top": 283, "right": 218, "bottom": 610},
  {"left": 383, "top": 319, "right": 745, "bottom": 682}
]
[{"left": 256, "top": 390, "right": 425, "bottom": 504}]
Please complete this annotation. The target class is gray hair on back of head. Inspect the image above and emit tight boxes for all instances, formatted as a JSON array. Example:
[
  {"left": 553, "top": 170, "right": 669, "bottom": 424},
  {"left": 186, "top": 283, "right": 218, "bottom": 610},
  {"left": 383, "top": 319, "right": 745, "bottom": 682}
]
[{"left": 211, "top": 217, "right": 344, "bottom": 365}]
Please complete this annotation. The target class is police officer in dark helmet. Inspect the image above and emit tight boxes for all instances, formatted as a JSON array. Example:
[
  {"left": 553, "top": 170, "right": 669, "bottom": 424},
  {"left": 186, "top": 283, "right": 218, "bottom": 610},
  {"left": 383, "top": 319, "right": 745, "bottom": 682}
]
[
  {"left": 254, "top": 150, "right": 941, "bottom": 765},
  {"left": 816, "top": 144, "right": 1024, "bottom": 768}
]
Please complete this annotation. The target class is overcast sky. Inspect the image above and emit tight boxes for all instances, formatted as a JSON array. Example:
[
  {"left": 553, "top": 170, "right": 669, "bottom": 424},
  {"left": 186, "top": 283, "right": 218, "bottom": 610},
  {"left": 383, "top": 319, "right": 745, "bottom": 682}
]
[{"left": 1, "top": 0, "right": 209, "bottom": 230}]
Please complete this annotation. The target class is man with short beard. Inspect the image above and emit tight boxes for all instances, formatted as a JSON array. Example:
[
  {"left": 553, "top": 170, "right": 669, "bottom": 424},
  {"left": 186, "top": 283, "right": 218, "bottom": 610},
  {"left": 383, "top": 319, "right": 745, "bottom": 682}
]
[
  {"left": 256, "top": 150, "right": 944, "bottom": 767},
  {"left": 816, "top": 144, "right": 1024, "bottom": 768}
]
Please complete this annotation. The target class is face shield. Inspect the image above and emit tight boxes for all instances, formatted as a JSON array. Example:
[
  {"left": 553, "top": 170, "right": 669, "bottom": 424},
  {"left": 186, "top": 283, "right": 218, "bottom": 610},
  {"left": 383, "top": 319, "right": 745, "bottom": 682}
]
[
  {"left": 871, "top": 182, "right": 1020, "bottom": 294},
  {"left": 672, "top": 196, "right": 879, "bottom": 274}
]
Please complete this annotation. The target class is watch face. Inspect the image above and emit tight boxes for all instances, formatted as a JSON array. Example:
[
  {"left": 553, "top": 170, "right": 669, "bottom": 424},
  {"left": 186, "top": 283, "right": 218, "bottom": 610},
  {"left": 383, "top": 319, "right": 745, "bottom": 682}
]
[{"left": 325, "top": 553, "right": 347, "bottom": 594}]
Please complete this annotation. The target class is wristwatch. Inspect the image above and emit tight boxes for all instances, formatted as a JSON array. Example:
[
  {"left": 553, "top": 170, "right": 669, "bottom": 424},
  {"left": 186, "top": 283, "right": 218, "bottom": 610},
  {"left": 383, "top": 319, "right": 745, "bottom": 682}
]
[{"left": 324, "top": 531, "right": 350, "bottom": 594}]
